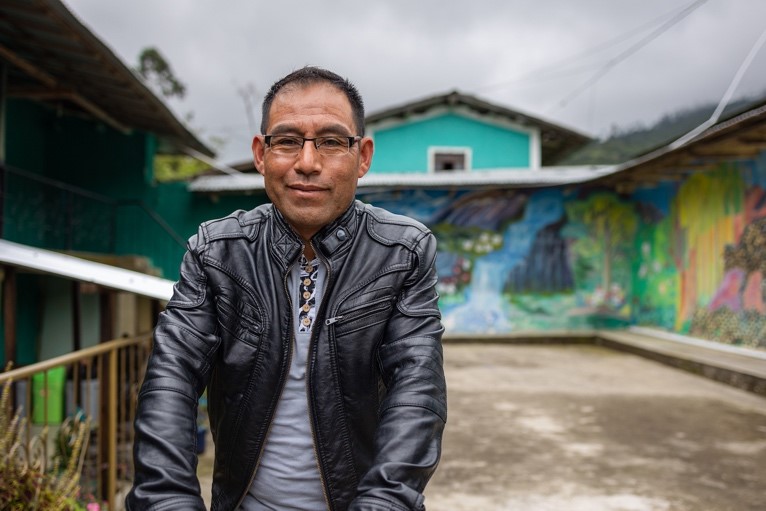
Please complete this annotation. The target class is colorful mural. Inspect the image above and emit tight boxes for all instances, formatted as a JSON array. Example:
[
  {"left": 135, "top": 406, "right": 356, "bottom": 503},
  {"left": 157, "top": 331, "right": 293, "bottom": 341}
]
[
  {"left": 633, "top": 162, "right": 766, "bottom": 350},
  {"left": 361, "top": 187, "right": 636, "bottom": 334},
  {"left": 359, "top": 149, "right": 766, "bottom": 351}
]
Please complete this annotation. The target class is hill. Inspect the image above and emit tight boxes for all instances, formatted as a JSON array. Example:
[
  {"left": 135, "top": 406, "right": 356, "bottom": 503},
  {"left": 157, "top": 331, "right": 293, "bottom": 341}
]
[{"left": 562, "top": 96, "right": 763, "bottom": 165}]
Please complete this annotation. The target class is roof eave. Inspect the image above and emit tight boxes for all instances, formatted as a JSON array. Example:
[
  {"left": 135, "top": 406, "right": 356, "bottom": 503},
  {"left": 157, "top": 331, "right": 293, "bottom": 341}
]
[{"left": 2, "top": 0, "right": 214, "bottom": 158}]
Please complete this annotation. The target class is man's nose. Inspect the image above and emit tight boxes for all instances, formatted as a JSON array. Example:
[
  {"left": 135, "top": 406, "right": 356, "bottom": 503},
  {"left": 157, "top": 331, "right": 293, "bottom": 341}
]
[{"left": 295, "top": 141, "right": 321, "bottom": 173}]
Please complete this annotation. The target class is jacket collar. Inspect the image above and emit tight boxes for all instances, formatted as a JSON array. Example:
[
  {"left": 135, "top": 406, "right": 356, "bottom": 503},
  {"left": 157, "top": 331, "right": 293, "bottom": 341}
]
[{"left": 269, "top": 201, "right": 359, "bottom": 265}]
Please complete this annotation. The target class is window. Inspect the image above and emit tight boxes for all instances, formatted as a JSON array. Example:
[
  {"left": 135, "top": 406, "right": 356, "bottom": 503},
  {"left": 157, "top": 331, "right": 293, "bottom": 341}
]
[
  {"left": 434, "top": 153, "right": 465, "bottom": 172},
  {"left": 429, "top": 147, "right": 472, "bottom": 173}
]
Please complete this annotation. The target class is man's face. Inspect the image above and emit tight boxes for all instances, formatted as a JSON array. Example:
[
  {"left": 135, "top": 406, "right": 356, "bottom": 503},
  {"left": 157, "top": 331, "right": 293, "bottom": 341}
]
[{"left": 252, "top": 82, "right": 373, "bottom": 243}]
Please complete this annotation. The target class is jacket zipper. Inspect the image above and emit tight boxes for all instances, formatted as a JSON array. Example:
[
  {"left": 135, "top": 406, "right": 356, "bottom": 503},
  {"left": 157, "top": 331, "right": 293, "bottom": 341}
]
[
  {"left": 307, "top": 242, "right": 333, "bottom": 511},
  {"left": 324, "top": 295, "right": 397, "bottom": 327},
  {"left": 233, "top": 260, "right": 297, "bottom": 509}
]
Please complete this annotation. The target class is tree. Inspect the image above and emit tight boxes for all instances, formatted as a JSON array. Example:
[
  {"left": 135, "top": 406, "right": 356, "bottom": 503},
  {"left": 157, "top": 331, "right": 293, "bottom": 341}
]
[{"left": 136, "top": 47, "right": 186, "bottom": 100}]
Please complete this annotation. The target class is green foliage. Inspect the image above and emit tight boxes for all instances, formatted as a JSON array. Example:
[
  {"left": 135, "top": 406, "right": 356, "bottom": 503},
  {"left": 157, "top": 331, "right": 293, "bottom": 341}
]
[
  {"left": 0, "top": 379, "right": 91, "bottom": 510},
  {"left": 154, "top": 154, "right": 209, "bottom": 182},
  {"left": 136, "top": 47, "right": 186, "bottom": 99}
]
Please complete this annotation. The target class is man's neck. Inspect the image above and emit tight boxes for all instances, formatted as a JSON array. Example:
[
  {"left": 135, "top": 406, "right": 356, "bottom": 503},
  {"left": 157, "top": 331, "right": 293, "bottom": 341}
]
[{"left": 303, "top": 243, "right": 316, "bottom": 260}]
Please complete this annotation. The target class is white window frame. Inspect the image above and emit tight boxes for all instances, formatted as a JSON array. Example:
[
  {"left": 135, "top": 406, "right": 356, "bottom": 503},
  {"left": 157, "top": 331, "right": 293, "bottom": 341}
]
[{"left": 428, "top": 146, "right": 473, "bottom": 173}]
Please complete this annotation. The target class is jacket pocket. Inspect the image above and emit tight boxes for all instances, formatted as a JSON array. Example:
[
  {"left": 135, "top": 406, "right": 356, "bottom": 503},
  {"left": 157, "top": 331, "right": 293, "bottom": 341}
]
[
  {"left": 215, "top": 294, "right": 263, "bottom": 348},
  {"left": 325, "top": 295, "right": 397, "bottom": 336}
]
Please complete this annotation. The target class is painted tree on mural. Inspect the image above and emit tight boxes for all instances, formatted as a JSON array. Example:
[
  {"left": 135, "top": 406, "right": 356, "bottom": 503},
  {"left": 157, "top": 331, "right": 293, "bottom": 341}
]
[
  {"left": 564, "top": 193, "right": 638, "bottom": 313},
  {"left": 675, "top": 168, "right": 745, "bottom": 337},
  {"left": 633, "top": 213, "right": 679, "bottom": 329},
  {"left": 724, "top": 216, "right": 766, "bottom": 304}
]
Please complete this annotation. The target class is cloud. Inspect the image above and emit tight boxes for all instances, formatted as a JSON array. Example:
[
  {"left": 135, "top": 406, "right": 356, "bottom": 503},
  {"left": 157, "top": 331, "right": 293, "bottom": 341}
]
[{"left": 63, "top": 0, "right": 766, "bottom": 162}]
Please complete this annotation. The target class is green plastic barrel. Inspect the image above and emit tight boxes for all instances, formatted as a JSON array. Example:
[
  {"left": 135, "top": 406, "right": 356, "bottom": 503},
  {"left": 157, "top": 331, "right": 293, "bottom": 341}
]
[{"left": 32, "top": 366, "right": 66, "bottom": 424}]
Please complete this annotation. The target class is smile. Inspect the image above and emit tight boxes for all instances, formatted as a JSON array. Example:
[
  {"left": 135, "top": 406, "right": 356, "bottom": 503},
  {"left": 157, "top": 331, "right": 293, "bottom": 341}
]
[{"left": 289, "top": 184, "right": 327, "bottom": 192}]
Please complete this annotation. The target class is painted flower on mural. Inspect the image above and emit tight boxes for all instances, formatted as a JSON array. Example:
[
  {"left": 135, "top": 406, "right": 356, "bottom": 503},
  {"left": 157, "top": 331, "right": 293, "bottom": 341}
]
[
  {"left": 437, "top": 256, "right": 473, "bottom": 296},
  {"left": 638, "top": 241, "right": 665, "bottom": 279},
  {"left": 434, "top": 224, "right": 504, "bottom": 258},
  {"left": 585, "top": 282, "right": 626, "bottom": 310},
  {"left": 473, "top": 232, "right": 503, "bottom": 254}
]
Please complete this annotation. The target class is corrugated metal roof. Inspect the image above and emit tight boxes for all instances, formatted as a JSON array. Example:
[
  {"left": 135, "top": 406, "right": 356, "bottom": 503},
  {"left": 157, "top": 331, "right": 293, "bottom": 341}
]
[
  {"left": 0, "top": 0, "right": 213, "bottom": 157},
  {"left": 0, "top": 239, "right": 174, "bottom": 301},
  {"left": 189, "top": 166, "right": 619, "bottom": 193}
]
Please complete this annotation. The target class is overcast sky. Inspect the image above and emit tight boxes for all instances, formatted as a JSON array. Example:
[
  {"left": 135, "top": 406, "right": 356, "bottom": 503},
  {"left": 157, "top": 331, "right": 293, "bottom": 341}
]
[{"left": 62, "top": 0, "right": 766, "bottom": 164}]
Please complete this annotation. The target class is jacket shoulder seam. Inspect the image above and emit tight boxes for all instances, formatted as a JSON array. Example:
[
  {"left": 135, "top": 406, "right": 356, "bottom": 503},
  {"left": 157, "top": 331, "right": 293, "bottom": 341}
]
[{"left": 199, "top": 207, "right": 269, "bottom": 243}]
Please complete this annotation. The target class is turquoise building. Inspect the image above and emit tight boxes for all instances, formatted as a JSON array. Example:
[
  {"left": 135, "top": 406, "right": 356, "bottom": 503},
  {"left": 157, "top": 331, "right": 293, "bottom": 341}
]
[{"left": 365, "top": 91, "right": 589, "bottom": 173}]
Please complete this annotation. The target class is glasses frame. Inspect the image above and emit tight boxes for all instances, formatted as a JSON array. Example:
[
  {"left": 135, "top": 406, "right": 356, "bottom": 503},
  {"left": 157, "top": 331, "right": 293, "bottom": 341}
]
[{"left": 264, "top": 135, "right": 361, "bottom": 156}]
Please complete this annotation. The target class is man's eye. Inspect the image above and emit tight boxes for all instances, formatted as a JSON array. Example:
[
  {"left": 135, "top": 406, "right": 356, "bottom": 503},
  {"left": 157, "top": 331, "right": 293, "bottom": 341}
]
[
  {"left": 319, "top": 138, "right": 344, "bottom": 148},
  {"left": 273, "top": 137, "right": 301, "bottom": 147}
]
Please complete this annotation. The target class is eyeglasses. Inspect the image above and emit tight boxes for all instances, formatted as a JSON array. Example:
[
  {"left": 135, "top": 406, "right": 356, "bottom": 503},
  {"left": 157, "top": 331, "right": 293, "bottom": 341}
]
[{"left": 265, "top": 135, "right": 361, "bottom": 157}]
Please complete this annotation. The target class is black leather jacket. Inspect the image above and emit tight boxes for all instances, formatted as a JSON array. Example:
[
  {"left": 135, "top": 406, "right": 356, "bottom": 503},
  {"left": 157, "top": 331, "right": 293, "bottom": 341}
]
[{"left": 127, "top": 201, "right": 447, "bottom": 511}]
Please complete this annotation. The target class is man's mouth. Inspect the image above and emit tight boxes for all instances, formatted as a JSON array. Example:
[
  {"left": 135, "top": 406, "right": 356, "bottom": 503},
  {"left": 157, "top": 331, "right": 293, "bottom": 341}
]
[{"left": 289, "top": 183, "right": 326, "bottom": 192}]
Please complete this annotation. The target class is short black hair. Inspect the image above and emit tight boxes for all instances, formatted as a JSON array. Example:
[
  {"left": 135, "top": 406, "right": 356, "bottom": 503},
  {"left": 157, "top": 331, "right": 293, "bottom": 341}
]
[{"left": 260, "top": 66, "right": 366, "bottom": 136}]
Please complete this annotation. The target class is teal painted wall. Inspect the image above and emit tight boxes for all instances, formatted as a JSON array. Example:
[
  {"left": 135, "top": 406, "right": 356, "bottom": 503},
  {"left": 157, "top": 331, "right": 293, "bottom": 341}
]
[
  {"left": 140, "top": 184, "right": 269, "bottom": 278},
  {"left": 370, "top": 113, "right": 531, "bottom": 173},
  {"left": 4, "top": 100, "right": 153, "bottom": 255},
  {"left": 6, "top": 100, "right": 152, "bottom": 196},
  {"left": 4, "top": 99, "right": 272, "bottom": 279}
]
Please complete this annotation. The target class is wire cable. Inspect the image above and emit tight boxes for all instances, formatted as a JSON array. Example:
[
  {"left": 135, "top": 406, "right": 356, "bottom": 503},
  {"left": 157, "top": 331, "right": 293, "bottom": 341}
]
[
  {"left": 549, "top": 0, "right": 709, "bottom": 113},
  {"left": 670, "top": 24, "right": 766, "bottom": 149},
  {"left": 472, "top": 0, "right": 704, "bottom": 93}
]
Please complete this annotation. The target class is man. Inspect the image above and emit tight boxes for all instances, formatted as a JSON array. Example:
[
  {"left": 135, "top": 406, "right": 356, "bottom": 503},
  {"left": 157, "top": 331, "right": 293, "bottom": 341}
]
[{"left": 127, "top": 67, "right": 447, "bottom": 511}]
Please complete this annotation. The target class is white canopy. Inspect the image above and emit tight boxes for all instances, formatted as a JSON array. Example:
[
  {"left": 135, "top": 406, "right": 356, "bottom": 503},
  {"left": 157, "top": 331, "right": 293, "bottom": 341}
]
[{"left": 0, "top": 239, "right": 174, "bottom": 301}]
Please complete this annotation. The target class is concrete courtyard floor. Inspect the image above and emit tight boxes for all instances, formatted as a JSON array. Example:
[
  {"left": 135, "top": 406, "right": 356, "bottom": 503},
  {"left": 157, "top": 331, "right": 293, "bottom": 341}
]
[{"left": 197, "top": 343, "right": 766, "bottom": 510}]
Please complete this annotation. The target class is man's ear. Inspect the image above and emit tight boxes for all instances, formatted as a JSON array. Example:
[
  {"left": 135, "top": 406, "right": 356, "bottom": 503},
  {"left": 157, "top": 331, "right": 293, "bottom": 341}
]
[
  {"left": 252, "top": 135, "right": 266, "bottom": 175},
  {"left": 357, "top": 136, "right": 374, "bottom": 178}
]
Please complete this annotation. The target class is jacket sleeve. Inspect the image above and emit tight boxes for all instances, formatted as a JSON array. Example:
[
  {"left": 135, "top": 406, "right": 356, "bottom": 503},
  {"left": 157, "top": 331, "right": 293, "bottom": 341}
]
[
  {"left": 126, "top": 231, "right": 219, "bottom": 511},
  {"left": 349, "top": 231, "right": 447, "bottom": 511}
]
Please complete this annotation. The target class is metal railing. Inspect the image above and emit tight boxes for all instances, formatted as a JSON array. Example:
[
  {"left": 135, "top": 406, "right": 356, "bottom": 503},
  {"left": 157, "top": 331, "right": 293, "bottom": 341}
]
[{"left": 0, "top": 334, "right": 153, "bottom": 510}]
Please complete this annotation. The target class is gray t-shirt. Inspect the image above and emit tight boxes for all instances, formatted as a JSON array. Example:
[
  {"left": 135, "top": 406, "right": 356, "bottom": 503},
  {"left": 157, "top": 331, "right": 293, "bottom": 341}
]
[{"left": 240, "top": 256, "right": 326, "bottom": 510}]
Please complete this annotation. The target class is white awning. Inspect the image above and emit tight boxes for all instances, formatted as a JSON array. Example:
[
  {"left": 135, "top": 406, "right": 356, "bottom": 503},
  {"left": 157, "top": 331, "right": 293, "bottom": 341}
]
[
  {"left": 188, "top": 165, "right": 619, "bottom": 193},
  {"left": 0, "top": 239, "right": 174, "bottom": 301}
]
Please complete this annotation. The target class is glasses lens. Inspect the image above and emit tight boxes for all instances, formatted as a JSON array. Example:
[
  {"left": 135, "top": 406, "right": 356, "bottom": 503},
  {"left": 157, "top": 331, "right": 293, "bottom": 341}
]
[
  {"left": 267, "top": 136, "right": 354, "bottom": 157},
  {"left": 269, "top": 136, "right": 303, "bottom": 155},
  {"left": 316, "top": 137, "right": 350, "bottom": 156}
]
